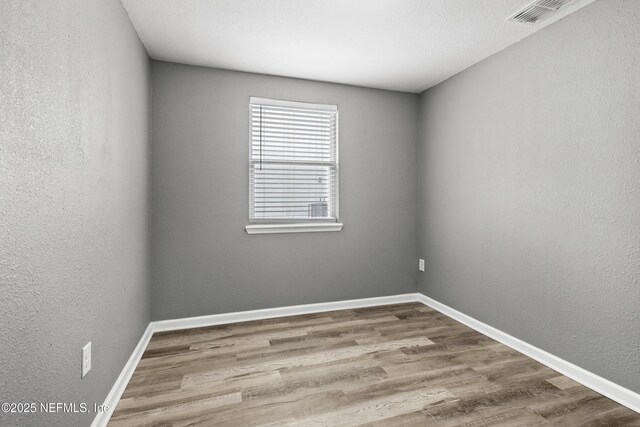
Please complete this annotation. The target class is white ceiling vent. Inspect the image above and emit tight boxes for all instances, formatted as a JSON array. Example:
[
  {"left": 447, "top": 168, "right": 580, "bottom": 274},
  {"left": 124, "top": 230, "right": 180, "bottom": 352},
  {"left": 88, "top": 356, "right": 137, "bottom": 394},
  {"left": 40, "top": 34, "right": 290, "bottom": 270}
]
[{"left": 507, "top": 0, "right": 577, "bottom": 24}]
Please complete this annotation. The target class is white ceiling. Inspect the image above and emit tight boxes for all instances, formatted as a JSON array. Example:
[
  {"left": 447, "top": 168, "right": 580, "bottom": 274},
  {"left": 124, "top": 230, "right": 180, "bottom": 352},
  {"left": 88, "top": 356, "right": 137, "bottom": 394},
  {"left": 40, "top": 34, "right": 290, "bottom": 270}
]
[{"left": 121, "top": 0, "right": 595, "bottom": 93}]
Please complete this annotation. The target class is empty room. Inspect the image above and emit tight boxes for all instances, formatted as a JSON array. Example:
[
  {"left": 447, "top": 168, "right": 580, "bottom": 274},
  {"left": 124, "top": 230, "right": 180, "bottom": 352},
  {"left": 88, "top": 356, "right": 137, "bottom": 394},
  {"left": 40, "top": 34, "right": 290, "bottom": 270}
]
[{"left": 1, "top": 0, "right": 639, "bottom": 426}]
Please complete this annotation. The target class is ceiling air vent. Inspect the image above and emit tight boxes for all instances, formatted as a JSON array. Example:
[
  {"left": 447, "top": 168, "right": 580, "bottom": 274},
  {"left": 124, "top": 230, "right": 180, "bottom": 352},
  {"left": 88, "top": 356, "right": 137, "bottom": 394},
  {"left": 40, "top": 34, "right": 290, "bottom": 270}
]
[{"left": 507, "top": 0, "right": 577, "bottom": 24}]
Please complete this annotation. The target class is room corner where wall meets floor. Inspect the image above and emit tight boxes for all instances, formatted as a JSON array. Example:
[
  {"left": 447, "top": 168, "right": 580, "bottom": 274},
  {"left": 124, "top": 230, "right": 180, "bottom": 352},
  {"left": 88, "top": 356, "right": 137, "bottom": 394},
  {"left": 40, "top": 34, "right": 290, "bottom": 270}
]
[
  {"left": 417, "top": 0, "right": 640, "bottom": 395},
  {"left": 95, "top": 293, "right": 640, "bottom": 426}
]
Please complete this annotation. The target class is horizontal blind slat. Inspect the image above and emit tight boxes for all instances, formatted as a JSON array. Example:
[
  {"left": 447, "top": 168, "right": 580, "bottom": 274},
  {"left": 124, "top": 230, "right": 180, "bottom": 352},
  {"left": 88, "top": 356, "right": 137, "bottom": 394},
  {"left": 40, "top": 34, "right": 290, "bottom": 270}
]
[
  {"left": 251, "top": 147, "right": 331, "bottom": 155},
  {"left": 251, "top": 134, "right": 334, "bottom": 143},
  {"left": 251, "top": 132, "right": 334, "bottom": 140}
]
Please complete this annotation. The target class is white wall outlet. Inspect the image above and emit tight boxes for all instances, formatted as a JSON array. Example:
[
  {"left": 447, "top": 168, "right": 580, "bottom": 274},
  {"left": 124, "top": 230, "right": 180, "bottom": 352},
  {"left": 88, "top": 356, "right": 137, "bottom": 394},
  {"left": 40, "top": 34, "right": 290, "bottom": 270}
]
[
  {"left": 82, "top": 342, "right": 91, "bottom": 378},
  {"left": 418, "top": 258, "right": 425, "bottom": 272}
]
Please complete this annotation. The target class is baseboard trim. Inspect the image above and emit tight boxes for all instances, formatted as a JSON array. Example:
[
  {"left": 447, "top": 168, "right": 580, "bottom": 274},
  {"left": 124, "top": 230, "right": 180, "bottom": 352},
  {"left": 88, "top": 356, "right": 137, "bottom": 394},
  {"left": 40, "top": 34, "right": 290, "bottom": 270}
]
[
  {"left": 92, "top": 291, "right": 639, "bottom": 427},
  {"left": 416, "top": 293, "right": 640, "bottom": 414},
  {"left": 151, "top": 293, "right": 420, "bottom": 333},
  {"left": 91, "top": 324, "right": 154, "bottom": 427}
]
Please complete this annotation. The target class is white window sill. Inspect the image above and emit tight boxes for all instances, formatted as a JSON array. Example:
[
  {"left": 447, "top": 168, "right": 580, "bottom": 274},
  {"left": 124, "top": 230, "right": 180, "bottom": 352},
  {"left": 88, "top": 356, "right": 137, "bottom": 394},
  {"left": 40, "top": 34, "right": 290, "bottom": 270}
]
[{"left": 245, "top": 223, "right": 343, "bottom": 235}]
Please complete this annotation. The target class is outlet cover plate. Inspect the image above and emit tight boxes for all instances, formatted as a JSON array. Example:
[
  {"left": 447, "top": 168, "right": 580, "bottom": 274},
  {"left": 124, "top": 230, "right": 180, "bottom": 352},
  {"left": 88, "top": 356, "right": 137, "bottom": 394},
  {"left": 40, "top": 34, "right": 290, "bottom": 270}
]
[{"left": 82, "top": 342, "right": 91, "bottom": 378}]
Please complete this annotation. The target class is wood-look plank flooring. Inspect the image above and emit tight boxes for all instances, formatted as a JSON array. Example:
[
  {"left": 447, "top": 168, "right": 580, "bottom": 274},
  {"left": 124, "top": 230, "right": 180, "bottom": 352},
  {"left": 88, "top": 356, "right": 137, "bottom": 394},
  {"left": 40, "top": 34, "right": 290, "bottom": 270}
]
[{"left": 109, "top": 303, "right": 640, "bottom": 426}]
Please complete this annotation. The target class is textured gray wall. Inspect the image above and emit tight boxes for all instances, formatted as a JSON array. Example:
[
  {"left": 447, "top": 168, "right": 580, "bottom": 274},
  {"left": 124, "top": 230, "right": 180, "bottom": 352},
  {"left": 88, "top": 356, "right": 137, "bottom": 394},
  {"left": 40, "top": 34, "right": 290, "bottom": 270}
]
[
  {"left": 418, "top": 0, "right": 640, "bottom": 393},
  {"left": 0, "top": 1, "right": 150, "bottom": 426},
  {"left": 151, "top": 62, "right": 418, "bottom": 320}
]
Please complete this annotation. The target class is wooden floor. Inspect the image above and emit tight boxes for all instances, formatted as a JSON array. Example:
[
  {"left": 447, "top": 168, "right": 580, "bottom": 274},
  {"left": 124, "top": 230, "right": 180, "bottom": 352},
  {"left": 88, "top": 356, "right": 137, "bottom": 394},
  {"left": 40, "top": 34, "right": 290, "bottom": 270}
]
[{"left": 109, "top": 303, "right": 640, "bottom": 426}]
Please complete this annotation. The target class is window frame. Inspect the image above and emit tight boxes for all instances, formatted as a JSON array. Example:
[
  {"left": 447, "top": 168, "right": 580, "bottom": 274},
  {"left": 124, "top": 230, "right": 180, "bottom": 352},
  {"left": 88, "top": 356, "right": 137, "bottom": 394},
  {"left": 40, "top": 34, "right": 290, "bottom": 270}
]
[{"left": 245, "top": 97, "right": 342, "bottom": 234}]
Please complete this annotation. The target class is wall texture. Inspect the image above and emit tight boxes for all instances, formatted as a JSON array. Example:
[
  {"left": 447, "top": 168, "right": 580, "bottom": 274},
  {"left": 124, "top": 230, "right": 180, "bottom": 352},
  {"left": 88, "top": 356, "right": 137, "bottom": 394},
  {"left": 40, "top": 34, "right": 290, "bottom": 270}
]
[
  {"left": 418, "top": 0, "right": 640, "bottom": 393},
  {"left": 0, "top": 1, "right": 150, "bottom": 426},
  {"left": 151, "top": 62, "right": 418, "bottom": 320}
]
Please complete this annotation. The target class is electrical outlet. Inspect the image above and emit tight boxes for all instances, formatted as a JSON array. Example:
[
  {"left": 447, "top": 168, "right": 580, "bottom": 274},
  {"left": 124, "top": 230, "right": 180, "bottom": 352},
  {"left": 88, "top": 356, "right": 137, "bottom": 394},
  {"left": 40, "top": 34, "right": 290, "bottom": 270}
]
[
  {"left": 418, "top": 258, "right": 425, "bottom": 272},
  {"left": 82, "top": 342, "right": 91, "bottom": 378}
]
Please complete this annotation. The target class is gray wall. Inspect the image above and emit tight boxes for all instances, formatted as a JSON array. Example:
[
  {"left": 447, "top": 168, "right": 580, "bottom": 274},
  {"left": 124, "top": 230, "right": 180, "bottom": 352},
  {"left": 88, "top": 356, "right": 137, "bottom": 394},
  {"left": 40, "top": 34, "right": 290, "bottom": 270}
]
[
  {"left": 417, "top": 0, "right": 640, "bottom": 393},
  {"left": 0, "top": 1, "right": 150, "bottom": 426},
  {"left": 151, "top": 62, "right": 418, "bottom": 320}
]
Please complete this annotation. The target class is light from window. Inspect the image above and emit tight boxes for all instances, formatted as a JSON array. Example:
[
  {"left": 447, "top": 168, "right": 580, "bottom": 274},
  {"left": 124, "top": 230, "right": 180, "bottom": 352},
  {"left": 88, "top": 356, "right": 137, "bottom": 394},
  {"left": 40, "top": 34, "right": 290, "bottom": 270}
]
[{"left": 249, "top": 97, "right": 338, "bottom": 223}]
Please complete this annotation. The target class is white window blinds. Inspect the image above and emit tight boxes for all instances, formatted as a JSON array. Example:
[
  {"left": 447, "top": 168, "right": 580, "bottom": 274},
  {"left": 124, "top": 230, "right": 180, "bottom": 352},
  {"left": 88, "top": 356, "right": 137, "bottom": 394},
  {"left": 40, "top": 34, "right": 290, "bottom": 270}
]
[{"left": 249, "top": 97, "right": 338, "bottom": 222}]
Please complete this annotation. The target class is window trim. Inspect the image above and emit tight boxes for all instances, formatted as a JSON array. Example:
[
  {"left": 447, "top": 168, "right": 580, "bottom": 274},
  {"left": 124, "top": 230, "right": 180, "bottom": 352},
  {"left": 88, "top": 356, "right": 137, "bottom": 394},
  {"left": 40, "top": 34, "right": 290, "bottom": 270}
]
[
  {"left": 245, "top": 222, "right": 344, "bottom": 235},
  {"left": 247, "top": 97, "right": 340, "bottom": 233}
]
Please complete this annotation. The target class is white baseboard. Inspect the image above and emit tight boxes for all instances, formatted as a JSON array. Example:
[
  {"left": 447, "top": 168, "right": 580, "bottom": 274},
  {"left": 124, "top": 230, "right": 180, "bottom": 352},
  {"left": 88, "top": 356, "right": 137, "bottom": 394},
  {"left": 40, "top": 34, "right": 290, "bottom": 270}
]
[
  {"left": 92, "top": 292, "right": 638, "bottom": 427},
  {"left": 91, "top": 324, "right": 154, "bottom": 427},
  {"left": 151, "top": 293, "right": 420, "bottom": 332},
  {"left": 416, "top": 293, "right": 640, "bottom": 414}
]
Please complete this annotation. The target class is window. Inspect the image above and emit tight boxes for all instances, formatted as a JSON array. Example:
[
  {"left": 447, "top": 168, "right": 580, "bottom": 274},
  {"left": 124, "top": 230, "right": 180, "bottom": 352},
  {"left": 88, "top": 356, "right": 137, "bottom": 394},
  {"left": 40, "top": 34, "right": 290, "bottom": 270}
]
[{"left": 246, "top": 97, "right": 342, "bottom": 234}]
